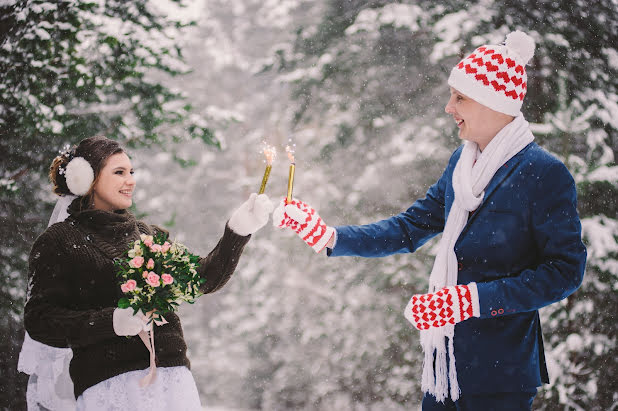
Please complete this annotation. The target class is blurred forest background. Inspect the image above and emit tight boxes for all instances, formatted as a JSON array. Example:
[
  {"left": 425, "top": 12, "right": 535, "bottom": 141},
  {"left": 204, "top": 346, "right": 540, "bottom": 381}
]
[{"left": 1, "top": 0, "right": 616, "bottom": 410}]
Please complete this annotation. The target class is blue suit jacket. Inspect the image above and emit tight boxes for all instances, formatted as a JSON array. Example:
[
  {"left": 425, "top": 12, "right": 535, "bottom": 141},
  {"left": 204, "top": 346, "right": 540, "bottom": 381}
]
[{"left": 329, "top": 142, "right": 587, "bottom": 394}]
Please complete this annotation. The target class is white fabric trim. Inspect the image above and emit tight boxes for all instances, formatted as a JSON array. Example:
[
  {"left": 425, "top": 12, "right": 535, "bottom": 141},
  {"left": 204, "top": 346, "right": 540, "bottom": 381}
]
[
  {"left": 450, "top": 287, "right": 463, "bottom": 324},
  {"left": 468, "top": 282, "right": 480, "bottom": 318},
  {"left": 419, "top": 114, "right": 534, "bottom": 402},
  {"left": 19, "top": 195, "right": 77, "bottom": 410},
  {"left": 314, "top": 225, "right": 335, "bottom": 253},
  {"left": 46, "top": 194, "right": 76, "bottom": 227},
  {"left": 76, "top": 366, "right": 201, "bottom": 410},
  {"left": 330, "top": 228, "right": 338, "bottom": 250}
]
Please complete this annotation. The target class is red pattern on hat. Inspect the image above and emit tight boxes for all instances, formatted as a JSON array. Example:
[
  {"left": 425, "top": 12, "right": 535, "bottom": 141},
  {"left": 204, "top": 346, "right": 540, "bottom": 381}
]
[
  {"left": 448, "top": 31, "right": 535, "bottom": 116},
  {"left": 457, "top": 49, "right": 527, "bottom": 101}
]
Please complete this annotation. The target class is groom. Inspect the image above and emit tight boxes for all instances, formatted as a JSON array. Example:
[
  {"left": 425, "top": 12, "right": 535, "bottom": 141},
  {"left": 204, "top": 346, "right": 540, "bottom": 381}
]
[{"left": 272, "top": 31, "right": 586, "bottom": 411}]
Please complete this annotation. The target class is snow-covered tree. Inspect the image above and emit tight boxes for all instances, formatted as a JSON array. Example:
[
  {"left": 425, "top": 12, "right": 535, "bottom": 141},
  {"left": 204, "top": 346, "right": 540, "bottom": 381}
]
[{"left": 0, "top": 1, "right": 219, "bottom": 408}]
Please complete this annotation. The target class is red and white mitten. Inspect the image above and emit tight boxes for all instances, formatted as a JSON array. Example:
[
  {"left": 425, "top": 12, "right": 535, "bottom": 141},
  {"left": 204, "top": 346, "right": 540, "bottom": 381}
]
[
  {"left": 404, "top": 283, "right": 480, "bottom": 330},
  {"left": 273, "top": 198, "right": 335, "bottom": 253}
]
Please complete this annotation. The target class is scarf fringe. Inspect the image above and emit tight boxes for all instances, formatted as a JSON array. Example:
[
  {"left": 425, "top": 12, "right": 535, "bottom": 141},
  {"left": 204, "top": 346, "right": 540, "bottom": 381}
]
[{"left": 448, "top": 336, "right": 460, "bottom": 400}]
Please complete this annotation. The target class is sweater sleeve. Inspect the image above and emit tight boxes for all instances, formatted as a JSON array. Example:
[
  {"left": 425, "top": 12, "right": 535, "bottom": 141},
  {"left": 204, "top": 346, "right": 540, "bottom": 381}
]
[
  {"left": 24, "top": 230, "right": 117, "bottom": 348},
  {"left": 475, "top": 162, "right": 587, "bottom": 318},
  {"left": 328, "top": 149, "right": 457, "bottom": 258},
  {"left": 198, "top": 223, "right": 251, "bottom": 294}
]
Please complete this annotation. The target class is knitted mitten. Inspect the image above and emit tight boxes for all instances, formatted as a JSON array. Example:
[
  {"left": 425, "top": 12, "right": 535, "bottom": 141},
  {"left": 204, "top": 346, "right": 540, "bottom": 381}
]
[
  {"left": 113, "top": 308, "right": 149, "bottom": 336},
  {"left": 273, "top": 198, "right": 335, "bottom": 253},
  {"left": 404, "top": 283, "right": 480, "bottom": 330},
  {"left": 228, "top": 193, "right": 274, "bottom": 236}
]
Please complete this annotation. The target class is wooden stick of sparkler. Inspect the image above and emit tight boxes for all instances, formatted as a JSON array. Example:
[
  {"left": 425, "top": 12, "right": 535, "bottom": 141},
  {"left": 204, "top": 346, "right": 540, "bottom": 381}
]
[
  {"left": 285, "top": 145, "right": 295, "bottom": 203},
  {"left": 259, "top": 143, "right": 276, "bottom": 194}
]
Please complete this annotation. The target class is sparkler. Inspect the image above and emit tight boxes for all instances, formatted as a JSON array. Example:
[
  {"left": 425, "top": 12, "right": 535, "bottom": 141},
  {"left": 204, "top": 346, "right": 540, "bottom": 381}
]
[
  {"left": 285, "top": 143, "right": 296, "bottom": 203},
  {"left": 258, "top": 142, "right": 276, "bottom": 194}
]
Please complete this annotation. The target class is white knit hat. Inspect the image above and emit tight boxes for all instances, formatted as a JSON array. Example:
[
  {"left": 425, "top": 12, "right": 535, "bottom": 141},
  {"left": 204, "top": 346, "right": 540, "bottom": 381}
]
[{"left": 448, "top": 31, "right": 535, "bottom": 116}]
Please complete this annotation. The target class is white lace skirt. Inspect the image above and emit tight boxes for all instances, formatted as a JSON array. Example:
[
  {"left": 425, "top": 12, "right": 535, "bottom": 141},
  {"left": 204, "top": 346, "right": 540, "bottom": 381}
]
[{"left": 76, "top": 366, "right": 201, "bottom": 411}]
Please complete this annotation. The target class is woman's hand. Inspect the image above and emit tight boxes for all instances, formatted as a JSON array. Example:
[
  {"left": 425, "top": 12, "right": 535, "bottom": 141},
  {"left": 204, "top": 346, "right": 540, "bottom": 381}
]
[
  {"left": 404, "top": 283, "right": 480, "bottom": 330},
  {"left": 272, "top": 198, "right": 335, "bottom": 253},
  {"left": 113, "top": 308, "right": 150, "bottom": 336},
  {"left": 228, "top": 193, "right": 274, "bottom": 236}
]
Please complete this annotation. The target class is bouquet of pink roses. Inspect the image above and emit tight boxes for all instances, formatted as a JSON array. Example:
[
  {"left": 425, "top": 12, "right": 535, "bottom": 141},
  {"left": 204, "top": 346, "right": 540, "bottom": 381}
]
[
  {"left": 115, "top": 232, "right": 204, "bottom": 318},
  {"left": 115, "top": 232, "right": 203, "bottom": 386}
]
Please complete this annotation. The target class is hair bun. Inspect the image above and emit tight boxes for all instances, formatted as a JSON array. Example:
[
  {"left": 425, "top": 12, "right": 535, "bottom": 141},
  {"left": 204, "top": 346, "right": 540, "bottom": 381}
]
[
  {"left": 505, "top": 31, "right": 535, "bottom": 65},
  {"left": 49, "top": 154, "right": 71, "bottom": 195}
]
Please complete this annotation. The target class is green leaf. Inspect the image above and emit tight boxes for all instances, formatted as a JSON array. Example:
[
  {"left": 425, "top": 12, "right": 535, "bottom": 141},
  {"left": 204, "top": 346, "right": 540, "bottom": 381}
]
[{"left": 117, "top": 298, "right": 130, "bottom": 308}]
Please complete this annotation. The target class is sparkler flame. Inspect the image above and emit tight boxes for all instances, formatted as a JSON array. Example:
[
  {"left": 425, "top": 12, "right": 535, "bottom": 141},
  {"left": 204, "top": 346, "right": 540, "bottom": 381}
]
[
  {"left": 285, "top": 144, "right": 295, "bottom": 163},
  {"left": 262, "top": 142, "right": 277, "bottom": 165}
]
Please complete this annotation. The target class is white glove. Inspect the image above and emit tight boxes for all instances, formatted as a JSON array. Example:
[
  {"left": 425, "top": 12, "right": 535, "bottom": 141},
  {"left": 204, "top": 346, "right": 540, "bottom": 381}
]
[
  {"left": 228, "top": 193, "right": 274, "bottom": 236},
  {"left": 113, "top": 308, "right": 149, "bottom": 336},
  {"left": 273, "top": 198, "right": 335, "bottom": 253}
]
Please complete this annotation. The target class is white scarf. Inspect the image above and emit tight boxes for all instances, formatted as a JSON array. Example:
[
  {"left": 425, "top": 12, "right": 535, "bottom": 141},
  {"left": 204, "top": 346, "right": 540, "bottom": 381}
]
[{"left": 420, "top": 114, "right": 534, "bottom": 402}]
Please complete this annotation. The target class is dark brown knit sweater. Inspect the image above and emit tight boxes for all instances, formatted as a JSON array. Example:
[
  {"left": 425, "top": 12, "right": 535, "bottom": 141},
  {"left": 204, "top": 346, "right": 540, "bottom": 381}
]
[{"left": 24, "top": 199, "right": 250, "bottom": 399}]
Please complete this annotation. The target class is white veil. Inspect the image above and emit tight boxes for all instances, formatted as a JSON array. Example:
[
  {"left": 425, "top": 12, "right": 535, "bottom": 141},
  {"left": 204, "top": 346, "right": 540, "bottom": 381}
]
[{"left": 18, "top": 195, "right": 77, "bottom": 410}]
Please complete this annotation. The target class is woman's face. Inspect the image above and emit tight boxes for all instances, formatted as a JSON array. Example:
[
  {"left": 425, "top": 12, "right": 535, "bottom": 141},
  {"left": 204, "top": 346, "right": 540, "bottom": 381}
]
[
  {"left": 92, "top": 152, "right": 136, "bottom": 211},
  {"left": 444, "top": 88, "right": 512, "bottom": 150}
]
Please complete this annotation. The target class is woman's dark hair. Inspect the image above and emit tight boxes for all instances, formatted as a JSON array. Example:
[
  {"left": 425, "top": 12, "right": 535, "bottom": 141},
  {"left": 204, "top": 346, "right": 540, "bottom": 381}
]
[{"left": 49, "top": 136, "right": 125, "bottom": 209}]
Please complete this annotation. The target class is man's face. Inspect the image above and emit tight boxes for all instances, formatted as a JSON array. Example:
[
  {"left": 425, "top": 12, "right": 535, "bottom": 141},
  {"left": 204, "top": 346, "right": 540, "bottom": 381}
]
[{"left": 444, "top": 88, "right": 510, "bottom": 149}]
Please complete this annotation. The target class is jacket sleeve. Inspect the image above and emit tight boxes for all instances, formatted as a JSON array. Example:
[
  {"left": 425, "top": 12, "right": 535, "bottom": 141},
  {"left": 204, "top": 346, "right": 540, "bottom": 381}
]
[
  {"left": 24, "top": 231, "right": 116, "bottom": 348},
  {"left": 328, "top": 150, "right": 458, "bottom": 258},
  {"left": 198, "top": 223, "right": 251, "bottom": 294},
  {"left": 475, "top": 162, "right": 587, "bottom": 318}
]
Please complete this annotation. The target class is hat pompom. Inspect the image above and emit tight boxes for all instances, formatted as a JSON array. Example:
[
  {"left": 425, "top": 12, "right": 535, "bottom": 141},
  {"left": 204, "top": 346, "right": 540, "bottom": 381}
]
[
  {"left": 64, "top": 157, "right": 94, "bottom": 196},
  {"left": 505, "top": 31, "right": 535, "bottom": 65}
]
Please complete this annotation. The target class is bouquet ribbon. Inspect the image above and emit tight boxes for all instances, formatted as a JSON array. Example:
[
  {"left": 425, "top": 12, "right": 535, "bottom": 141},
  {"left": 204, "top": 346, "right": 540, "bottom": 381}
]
[{"left": 137, "top": 312, "right": 168, "bottom": 387}]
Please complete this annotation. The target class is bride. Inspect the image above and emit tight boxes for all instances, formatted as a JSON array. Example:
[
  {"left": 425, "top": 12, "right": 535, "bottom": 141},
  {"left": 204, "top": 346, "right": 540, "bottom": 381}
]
[{"left": 20, "top": 135, "right": 272, "bottom": 410}]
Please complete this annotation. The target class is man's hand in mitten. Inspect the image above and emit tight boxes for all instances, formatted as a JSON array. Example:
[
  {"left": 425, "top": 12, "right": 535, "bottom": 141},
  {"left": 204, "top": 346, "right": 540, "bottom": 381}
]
[
  {"left": 272, "top": 198, "right": 335, "bottom": 253},
  {"left": 404, "top": 283, "right": 480, "bottom": 330},
  {"left": 228, "top": 193, "right": 274, "bottom": 236}
]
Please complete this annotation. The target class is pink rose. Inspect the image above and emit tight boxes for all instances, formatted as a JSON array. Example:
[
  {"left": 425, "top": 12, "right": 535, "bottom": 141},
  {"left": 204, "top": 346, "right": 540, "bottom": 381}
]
[
  {"left": 146, "top": 258, "right": 155, "bottom": 269},
  {"left": 120, "top": 279, "right": 137, "bottom": 293},
  {"left": 150, "top": 244, "right": 162, "bottom": 253},
  {"left": 129, "top": 256, "right": 144, "bottom": 268},
  {"left": 143, "top": 237, "right": 153, "bottom": 247},
  {"left": 146, "top": 272, "right": 160, "bottom": 287},
  {"left": 126, "top": 279, "right": 136, "bottom": 291},
  {"left": 143, "top": 272, "right": 148, "bottom": 278},
  {"left": 161, "top": 274, "right": 174, "bottom": 285},
  {"left": 161, "top": 242, "right": 171, "bottom": 253}
]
